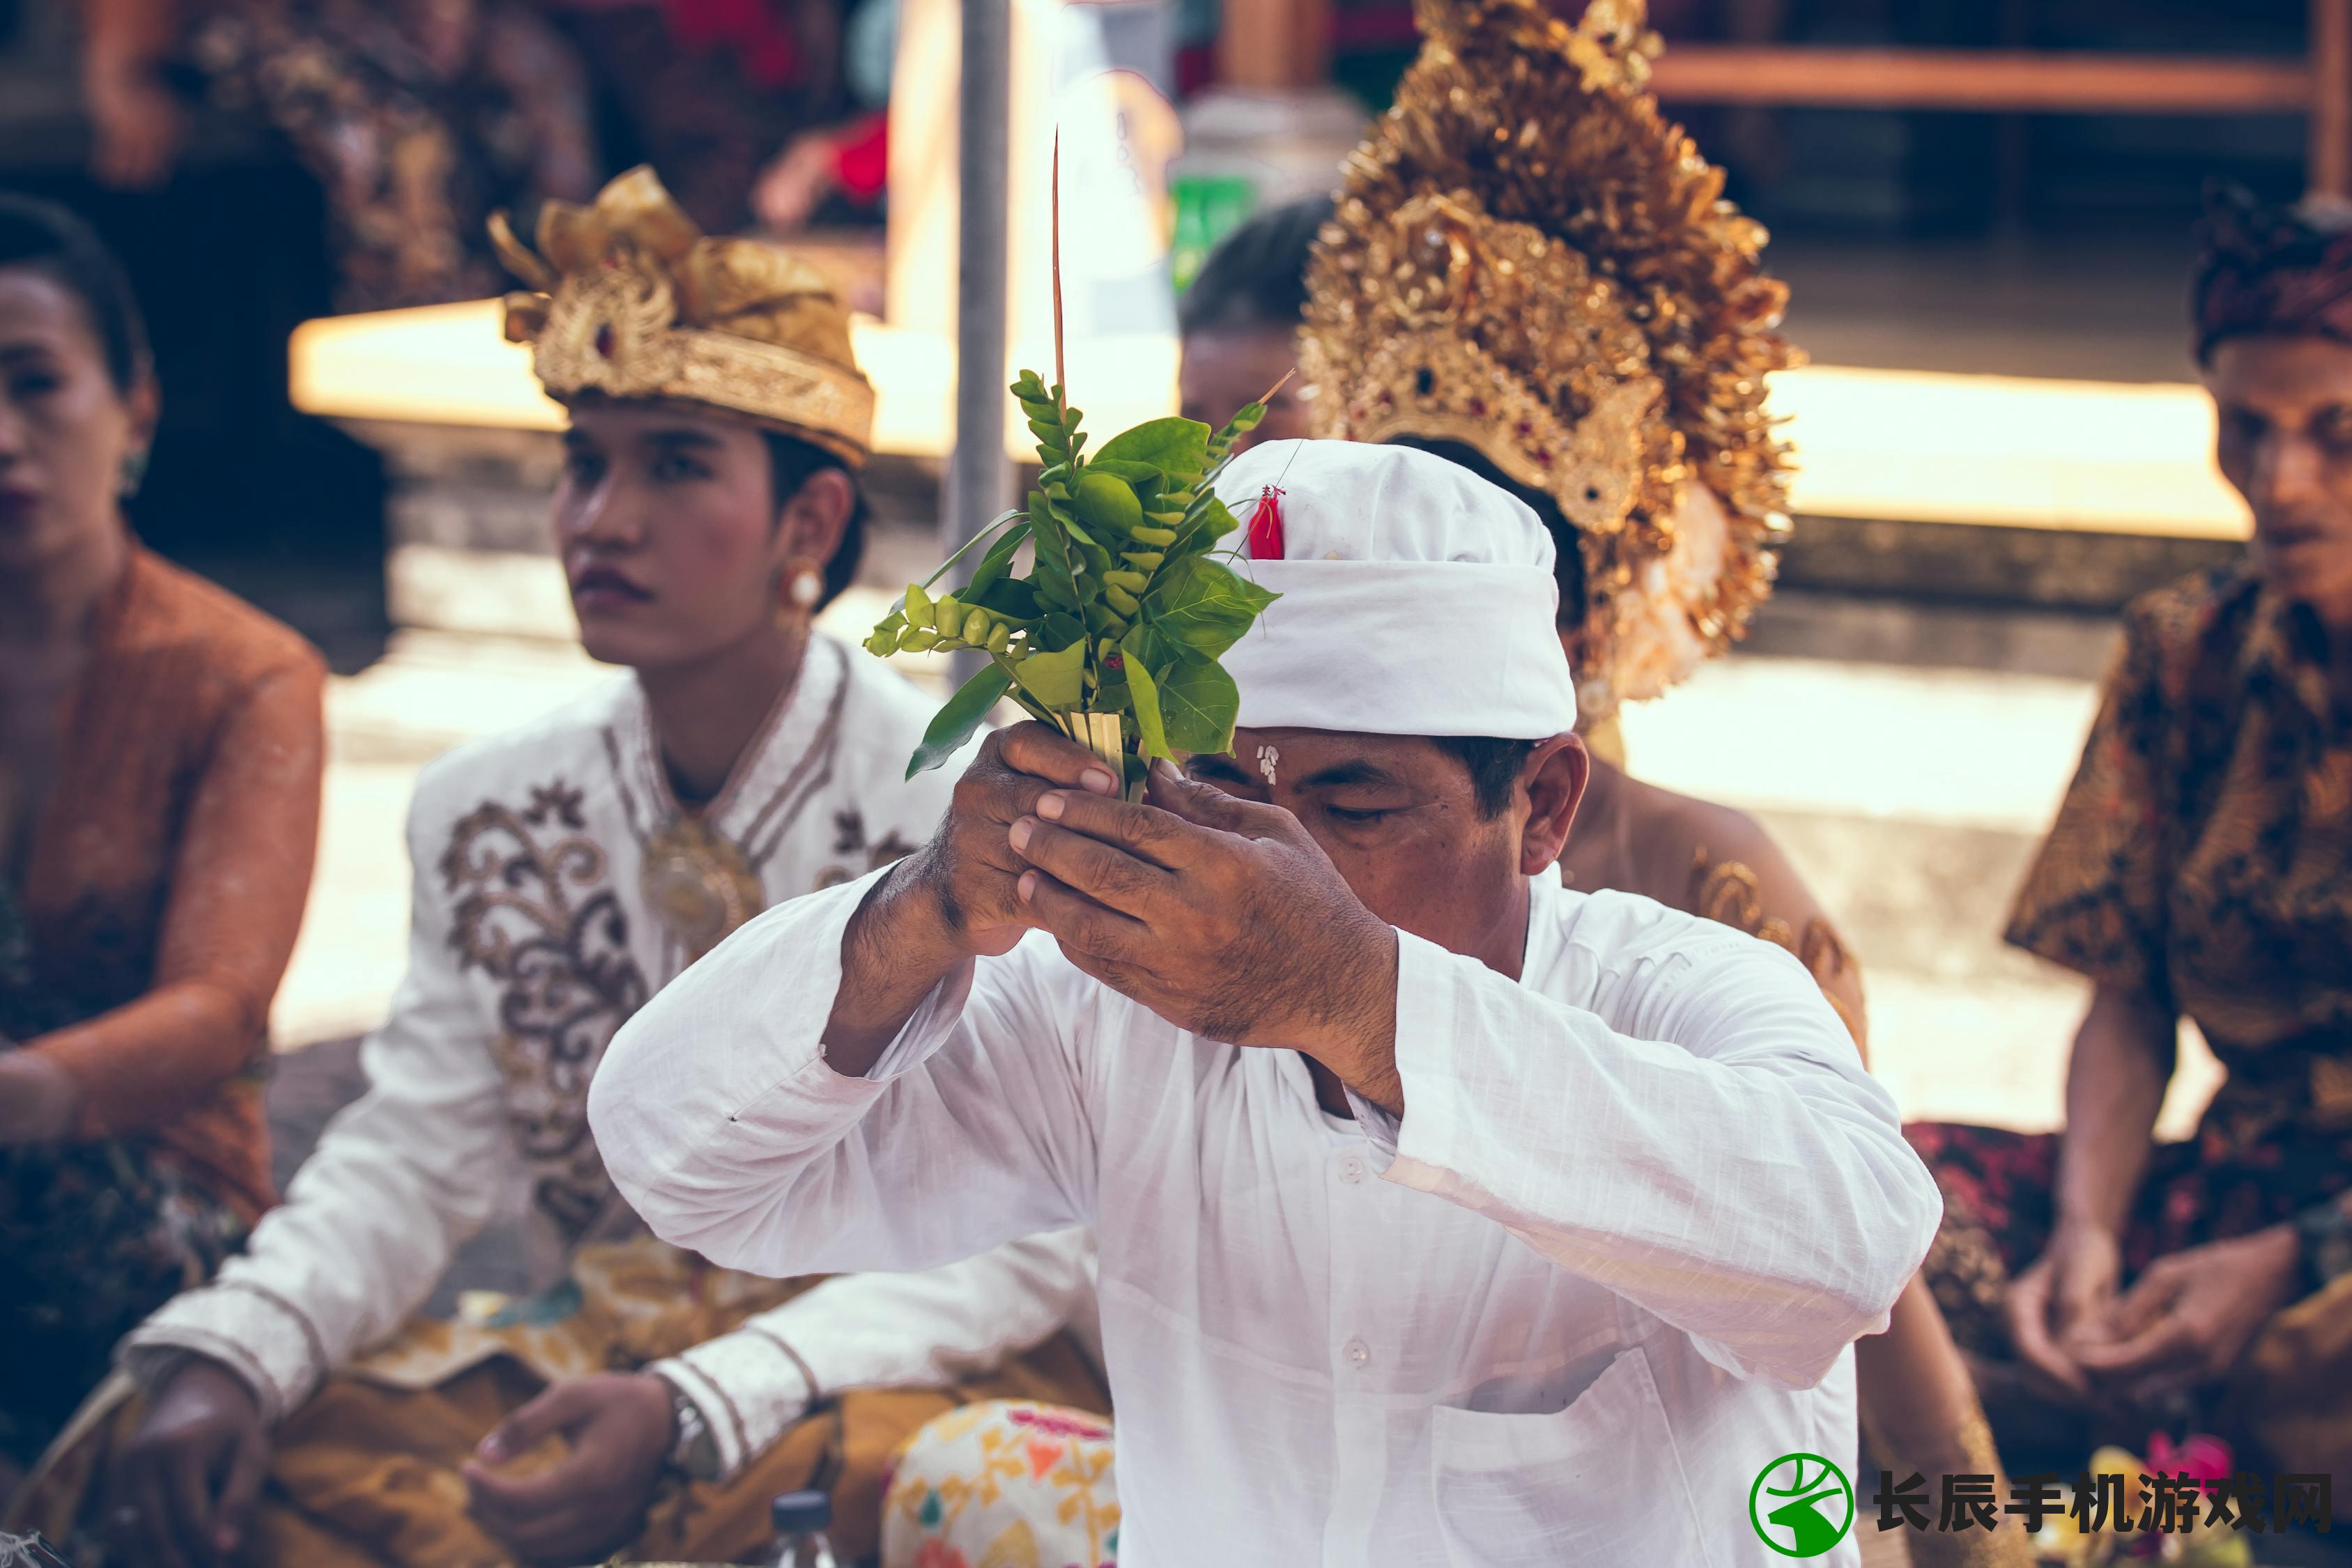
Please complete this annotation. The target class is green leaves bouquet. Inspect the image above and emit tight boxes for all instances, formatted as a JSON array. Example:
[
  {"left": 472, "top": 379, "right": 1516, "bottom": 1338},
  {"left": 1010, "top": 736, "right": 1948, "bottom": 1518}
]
[{"left": 865, "top": 373, "right": 1280, "bottom": 798}]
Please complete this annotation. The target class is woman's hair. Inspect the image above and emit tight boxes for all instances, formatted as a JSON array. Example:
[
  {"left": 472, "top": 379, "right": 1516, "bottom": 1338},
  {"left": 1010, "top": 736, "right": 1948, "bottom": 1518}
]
[
  {"left": 764, "top": 431, "right": 868, "bottom": 608},
  {"left": 1178, "top": 195, "right": 1335, "bottom": 338},
  {"left": 1383, "top": 434, "right": 1586, "bottom": 636},
  {"left": 0, "top": 194, "right": 151, "bottom": 394}
]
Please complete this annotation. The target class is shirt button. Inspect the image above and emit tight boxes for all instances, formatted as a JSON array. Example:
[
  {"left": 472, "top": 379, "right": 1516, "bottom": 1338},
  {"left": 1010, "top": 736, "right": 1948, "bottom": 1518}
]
[
  {"left": 1337, "top": 1155, "right": 1365, "bottom": 1185},
  {"left": 1344, "top": 1337, "right": 1371, "bottom": 1369}
]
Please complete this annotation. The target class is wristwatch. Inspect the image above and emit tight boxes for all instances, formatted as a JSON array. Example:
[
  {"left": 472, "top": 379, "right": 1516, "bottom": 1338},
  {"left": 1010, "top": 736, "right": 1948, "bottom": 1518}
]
[
  {"left": 2293, "top": 1195, "right": 2352, "bottom": 1298},
  {"left": 659, "top": 1377, "right": 723, "bottom": 1482}
]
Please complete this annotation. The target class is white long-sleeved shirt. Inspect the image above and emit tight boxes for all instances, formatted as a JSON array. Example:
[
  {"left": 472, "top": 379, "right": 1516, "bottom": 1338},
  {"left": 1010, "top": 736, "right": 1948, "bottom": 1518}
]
[
  {"left": 592, "top": 863, "right": 1943, "bottom": 1565},
  {"left": 122, "top": 640, "right": 1097, "bottom": 1481}
]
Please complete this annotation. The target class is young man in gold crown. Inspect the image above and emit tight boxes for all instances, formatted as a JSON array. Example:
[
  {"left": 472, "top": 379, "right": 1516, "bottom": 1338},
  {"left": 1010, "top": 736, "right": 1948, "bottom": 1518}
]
[{"left": 20, "top": 168, "right": 1102, "bottom": 1568}]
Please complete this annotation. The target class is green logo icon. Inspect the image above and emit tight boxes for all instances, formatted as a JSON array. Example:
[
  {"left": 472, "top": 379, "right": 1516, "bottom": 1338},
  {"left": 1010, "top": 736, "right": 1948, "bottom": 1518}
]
[{"left": 1749, "top": 1452, "right": 1856, "bottom": 1558}]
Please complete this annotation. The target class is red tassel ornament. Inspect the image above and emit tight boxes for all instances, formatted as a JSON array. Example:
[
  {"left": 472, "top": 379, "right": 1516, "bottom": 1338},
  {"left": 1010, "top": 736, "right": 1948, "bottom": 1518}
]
[{"left": 1246, "top": 484, "right": 1286, "bottom": 560}]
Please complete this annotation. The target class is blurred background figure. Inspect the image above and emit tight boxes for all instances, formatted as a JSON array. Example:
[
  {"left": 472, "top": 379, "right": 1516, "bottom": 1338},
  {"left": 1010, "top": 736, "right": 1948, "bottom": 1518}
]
[
  {"left": 546, "top": 0, "right": 874, "bottom": 237},
  {"left": 749, "top": 0, "right": 894, "bottom": 237},
  {"left": 0, "top": 193, "right": 325, "bottom": 1485},
  {"left": 82, "top": 0, "right": 599, "bottom": 309},
  {"left": 1173, "top": 193, "right": 1320, "bottom": 454},
  {"left": 1907, "top": 182, "right": 2352, "bottom": 1486}
]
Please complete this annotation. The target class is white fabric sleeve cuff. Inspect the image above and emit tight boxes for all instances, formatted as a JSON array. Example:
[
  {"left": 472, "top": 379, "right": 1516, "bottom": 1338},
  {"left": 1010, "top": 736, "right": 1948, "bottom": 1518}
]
[
  {"left": 120, "top": 1280, "right": 331, "bottom": 1425},
  {"left": 1370, "top": 927, "right": 1474, "bottom": 1193},
  {"left": 1344, "top": 1087, "right": 1404, "bottom": 1168},
  {"left": 854, "top": 956, "right": 978, "bottom": 1082},
  {"left": 650, "top": 1330, "right": 815, "bottom": 1483}
]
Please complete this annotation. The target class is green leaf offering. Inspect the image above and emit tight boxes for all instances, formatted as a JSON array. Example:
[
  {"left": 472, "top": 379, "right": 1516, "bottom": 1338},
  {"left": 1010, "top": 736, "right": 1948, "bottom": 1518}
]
[{"left": 870, "top": 371, "right": 1280, "bottom": 792}]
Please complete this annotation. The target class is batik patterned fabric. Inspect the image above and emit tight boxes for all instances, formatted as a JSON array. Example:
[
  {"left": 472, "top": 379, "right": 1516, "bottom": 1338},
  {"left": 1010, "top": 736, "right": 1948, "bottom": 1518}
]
[
  {"left": 15, "top": 1237, "right": 1107, "bottom": 1566},
  {"left": 192, "top": 0, "right": 595, "bottom": 310},
  {"left": 2004, "top": 567, "right": 2351, "bottom": 1132},
  {"left": 882, "top": 1401, "right": 1119, "bottom": 1568}
]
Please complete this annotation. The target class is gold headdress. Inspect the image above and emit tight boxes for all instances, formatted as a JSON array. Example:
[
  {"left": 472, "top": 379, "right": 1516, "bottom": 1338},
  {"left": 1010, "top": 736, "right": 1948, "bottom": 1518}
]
[
  {"left": 1300, "top": 0, "right": 1797, "bottom": 716},
  {"left": 492, "top": 167, "right": 875, "bottom": 465}
]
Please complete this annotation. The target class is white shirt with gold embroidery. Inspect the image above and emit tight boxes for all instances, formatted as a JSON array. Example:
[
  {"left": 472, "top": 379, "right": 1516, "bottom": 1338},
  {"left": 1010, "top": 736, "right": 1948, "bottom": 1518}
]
[{"left": 123, "top": 636, "right": 1094, "bottom": 1478}]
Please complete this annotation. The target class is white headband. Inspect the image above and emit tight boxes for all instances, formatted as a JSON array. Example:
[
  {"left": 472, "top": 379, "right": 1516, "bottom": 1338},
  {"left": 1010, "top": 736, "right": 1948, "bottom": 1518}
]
[{"left": 1214, "top": 441, "right": 1580, "bottom": 742}]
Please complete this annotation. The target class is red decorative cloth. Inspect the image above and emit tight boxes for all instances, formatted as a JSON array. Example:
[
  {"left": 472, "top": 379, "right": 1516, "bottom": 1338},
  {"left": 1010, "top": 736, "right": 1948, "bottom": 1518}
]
[
  {"left": 833, "top": 112, "right": 889, "bottom": 205},
  {"left": 660, "top": 0, "right": 801, "bottom": 89},
  {"left": 1245, "top": 484, "right": 1286, "bottom": 560}
]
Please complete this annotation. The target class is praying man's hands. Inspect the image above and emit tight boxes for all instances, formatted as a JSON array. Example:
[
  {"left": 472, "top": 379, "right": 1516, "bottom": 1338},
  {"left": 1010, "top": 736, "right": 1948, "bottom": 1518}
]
[
  {"left": 2004, "top": 1218, "right": 2123, "bottom": 1399},
  {"left": 462, "top": 1371, "right": 677, "bottom": 1566},
  {"left": 2066, "top": 1225, "right": 2302, "bottom": 1406},
  {"left": 827, "top": 723, "right": 1132, "bottom": 1067},
  {"left": 830, "top": 723, "right": 1399, "bottom": 1106},
  {"left": 1005, "top": 751, "right": 1403, "bottom": 1112}
]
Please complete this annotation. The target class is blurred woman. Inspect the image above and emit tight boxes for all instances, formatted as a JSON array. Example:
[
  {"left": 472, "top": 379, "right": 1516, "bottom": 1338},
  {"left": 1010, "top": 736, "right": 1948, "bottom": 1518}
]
[
  {"left": 0, "top": 194, "right": 326, "bottom": 1477},
  {"left": 1907, "top": 185, "right": 2352, "bottom": 1479}
]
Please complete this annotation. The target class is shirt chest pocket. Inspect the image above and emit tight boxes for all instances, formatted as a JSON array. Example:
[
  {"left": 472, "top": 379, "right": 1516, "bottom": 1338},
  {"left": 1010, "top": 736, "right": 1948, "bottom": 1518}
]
[{"left": 1429, "top": 1344, "right": 1712, "bottom": 1567}]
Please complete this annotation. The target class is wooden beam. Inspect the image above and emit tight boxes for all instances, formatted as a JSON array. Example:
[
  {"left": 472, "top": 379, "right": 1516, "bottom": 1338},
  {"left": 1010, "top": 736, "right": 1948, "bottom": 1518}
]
[
  {"left": 1216, "top": 0, "right": 1332, "bottom": 91},
  {"left": 1647, "top": 47, "right": 2313, "bottom": 114},
  {"left": 2312, "top": 0, "right": 2352, "bottom": 195}
]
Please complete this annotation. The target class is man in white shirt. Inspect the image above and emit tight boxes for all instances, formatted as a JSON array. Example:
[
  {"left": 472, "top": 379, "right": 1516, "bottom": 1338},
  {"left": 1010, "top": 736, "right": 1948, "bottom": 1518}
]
[
  {"left": 30, "top": 168, "right": 1105, "bottom": 1568},
  {"left": 592, "top": 440, "right": 1944, "bottom": 1565}
]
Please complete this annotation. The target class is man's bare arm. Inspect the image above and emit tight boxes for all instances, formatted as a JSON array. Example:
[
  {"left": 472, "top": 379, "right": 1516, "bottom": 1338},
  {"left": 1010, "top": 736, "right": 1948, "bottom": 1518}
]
[
  {"left": 820, "top": 724, "right": 1122, "bottom": 1076},
  {"left": 821, "top": 855, "right": 974, "bottom": 1074}
]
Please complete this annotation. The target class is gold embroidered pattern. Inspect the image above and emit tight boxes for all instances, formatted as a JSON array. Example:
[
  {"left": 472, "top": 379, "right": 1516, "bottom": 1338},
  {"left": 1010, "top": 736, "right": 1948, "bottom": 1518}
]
[
  {"left": 1690, "top": 846, "right": 1860, "bottom": 1039},
  {"left": 816, "top": 808, "right": 921, "bottom": 890},
  {"left": 639, "top": 815, "right": 767, "bottom": 964},
  {"left": 1303, "top": 0, "right": 1797, "bottom": 717},
  {"left": 443, "top": 783, "right": 649, "bottom": 1243},
  {"left": 494, "top": 166, "right": 875, "bottom": 464}
]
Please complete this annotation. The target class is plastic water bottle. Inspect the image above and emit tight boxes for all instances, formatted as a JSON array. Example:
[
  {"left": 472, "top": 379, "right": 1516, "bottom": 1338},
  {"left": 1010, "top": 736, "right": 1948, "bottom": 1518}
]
[{"left": 769, "top": 1489, "right": 839, "bottom": 1568}]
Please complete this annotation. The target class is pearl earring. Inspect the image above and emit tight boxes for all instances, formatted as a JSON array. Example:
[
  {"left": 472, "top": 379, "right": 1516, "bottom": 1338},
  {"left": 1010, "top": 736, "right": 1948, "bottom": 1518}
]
[{"left": 775, "top": 560, "right": 824, "bottom": 627}]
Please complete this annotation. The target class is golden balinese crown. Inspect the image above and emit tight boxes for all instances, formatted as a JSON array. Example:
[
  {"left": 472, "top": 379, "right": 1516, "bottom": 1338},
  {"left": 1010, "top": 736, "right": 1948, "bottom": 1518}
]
[
  {"left": 492, "top": 167, "right": 875, "bottom": 465},
  {"left": 1301, "top": 0, "right": 1798, "bottom": 716}
]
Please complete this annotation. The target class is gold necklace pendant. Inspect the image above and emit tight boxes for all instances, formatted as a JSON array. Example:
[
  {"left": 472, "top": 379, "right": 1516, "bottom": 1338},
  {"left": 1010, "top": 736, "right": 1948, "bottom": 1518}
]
[{"left": 640, "top": 814, "right": 765, "bottom": 962}]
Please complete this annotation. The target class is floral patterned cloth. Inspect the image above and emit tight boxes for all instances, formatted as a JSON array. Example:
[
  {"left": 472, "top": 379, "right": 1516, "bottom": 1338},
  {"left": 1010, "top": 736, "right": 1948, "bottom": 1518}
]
[
  {"left": 13, "top": 1238, "right": 1108, "bottom": 1565},
  {"left": 882, "top": 1401, "right": 1119, "bottom": 1568},
  {"left": 0, "top": 878, "right": 245, "bottom": 1470}
]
